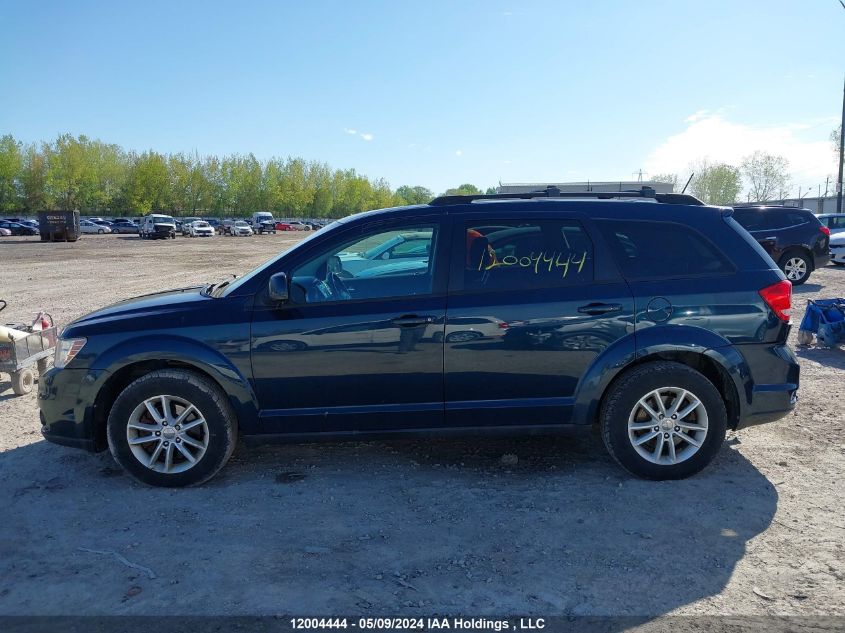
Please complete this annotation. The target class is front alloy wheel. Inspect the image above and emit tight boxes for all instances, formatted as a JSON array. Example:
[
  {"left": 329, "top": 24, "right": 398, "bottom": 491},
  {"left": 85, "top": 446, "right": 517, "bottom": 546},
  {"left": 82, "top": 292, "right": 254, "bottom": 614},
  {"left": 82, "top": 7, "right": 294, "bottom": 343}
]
[
  {"left": 107, "top": 369, "right": 237, "bottom": 486},
  {"left": 126, "top": 395, "right": 209, "bottom": 473}
]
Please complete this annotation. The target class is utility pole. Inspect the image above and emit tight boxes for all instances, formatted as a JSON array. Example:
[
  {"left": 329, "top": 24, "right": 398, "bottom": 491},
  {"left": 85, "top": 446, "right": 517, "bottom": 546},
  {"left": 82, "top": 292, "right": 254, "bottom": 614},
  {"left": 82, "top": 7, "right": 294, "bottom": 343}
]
[{"left": 838, "top": 74, "right": 844, "bottom": 213}]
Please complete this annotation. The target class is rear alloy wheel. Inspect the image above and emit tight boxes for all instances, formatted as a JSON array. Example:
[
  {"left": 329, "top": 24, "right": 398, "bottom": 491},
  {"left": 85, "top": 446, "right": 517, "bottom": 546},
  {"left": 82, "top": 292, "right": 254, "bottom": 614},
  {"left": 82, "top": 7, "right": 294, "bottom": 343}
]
[
  {"left": 781, "top": 252, "right": 811, "bottom": 285},
  {"left": 600, "top": 361, "right": 727, "bottom": 480},
  {"left": 107, "top": 369, "right": 237, "bottom": 486}
]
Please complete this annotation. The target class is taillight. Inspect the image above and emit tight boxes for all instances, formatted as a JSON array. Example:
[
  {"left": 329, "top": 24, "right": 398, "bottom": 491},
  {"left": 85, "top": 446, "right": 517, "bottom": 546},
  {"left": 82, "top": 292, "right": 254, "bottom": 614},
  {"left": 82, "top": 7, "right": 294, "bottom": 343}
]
[
  {"left": 759, "top": 280, "right": 792, "bottom": 322},
  {"left": 820, "top": 226, "right": 831, "bottom": 236}
]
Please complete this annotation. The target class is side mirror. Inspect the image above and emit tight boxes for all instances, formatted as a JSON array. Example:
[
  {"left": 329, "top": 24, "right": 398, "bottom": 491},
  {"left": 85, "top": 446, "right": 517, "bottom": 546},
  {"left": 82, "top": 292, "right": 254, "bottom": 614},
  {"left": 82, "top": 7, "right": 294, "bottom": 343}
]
[{"left": 268, "top": 272, "right": 289, "bottom": 302}]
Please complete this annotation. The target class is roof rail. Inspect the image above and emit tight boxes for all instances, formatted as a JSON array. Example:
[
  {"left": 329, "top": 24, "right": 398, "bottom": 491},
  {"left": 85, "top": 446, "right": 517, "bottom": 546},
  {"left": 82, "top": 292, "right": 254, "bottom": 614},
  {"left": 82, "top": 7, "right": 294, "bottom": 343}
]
[{"left": 429, "top": 185, "right": 704, "bottom": 206}]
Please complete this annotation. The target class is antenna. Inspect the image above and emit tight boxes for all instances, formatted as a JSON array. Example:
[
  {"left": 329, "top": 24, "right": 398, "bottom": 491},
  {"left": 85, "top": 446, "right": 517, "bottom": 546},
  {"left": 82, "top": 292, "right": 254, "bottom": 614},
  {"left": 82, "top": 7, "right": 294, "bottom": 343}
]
[{"left": 681, "top": 172, "right": 695, "bottom": 194}]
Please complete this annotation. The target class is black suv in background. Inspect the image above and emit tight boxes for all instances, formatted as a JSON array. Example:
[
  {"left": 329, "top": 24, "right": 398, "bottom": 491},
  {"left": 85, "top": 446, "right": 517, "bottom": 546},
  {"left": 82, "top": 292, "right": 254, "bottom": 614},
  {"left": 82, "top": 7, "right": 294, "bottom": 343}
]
[
  {"left": 731, "top": 206, "right": 830, "bottom": 285},
  {"left": 39, "top": 188, "right": 800, "bottom": 486}
]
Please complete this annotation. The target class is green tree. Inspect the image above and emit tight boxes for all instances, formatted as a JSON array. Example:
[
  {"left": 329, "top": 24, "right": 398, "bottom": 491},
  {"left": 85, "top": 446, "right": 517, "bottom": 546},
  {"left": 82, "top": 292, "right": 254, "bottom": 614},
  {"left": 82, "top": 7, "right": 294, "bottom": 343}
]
[
  {"left": 650, "top": 173, "right": 678, "bottom": 192},
  {"left": 395, "top": 185, "right": 433, "bottom": 205},
  {"left": 47, "top": 134, "right": 98, "bottom": 210},
  {"left": 741, "top": 151, "right": 790, "bottom": 202},
  {"left": 19, "top": 143, "right": 51, "bottom": 212},
  {"left": 0, "top": 134, "right": 23, "bottom": 213},
  {"left": 123, "top": 151, "right": 170, "bottom": 213},
  {"left": 443, "top": 183, "right": 482, "bottom": 196},
  {"left": 688, "top": 160, "right": 742, "bottom": 205}
]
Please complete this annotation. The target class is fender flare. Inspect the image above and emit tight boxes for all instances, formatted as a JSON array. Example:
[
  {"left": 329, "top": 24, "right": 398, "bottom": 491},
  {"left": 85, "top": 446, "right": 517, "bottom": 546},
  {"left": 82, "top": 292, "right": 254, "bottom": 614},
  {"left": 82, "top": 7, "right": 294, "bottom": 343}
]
[
  {"left": 573, "top": 325, "right": 749, "bottom": 426},
  {"left": 90, "top": 335, "right": 259, "bottom": 428}
]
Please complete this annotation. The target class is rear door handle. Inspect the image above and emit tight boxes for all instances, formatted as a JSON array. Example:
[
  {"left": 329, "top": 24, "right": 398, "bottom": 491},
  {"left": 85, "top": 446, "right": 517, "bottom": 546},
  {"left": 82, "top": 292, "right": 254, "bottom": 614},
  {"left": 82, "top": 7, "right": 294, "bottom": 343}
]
[
  {"left": 577, "top": 303, "right": 622, "bottom": 316},
  {"left": 392, "top": 315, "right": 435, "bottom": 327}
]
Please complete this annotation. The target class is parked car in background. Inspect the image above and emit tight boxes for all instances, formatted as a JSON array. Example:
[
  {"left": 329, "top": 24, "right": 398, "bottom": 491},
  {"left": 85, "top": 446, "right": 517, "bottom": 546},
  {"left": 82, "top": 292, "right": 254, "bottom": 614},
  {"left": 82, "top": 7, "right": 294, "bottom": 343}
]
[
  {"left": 180, "top": 217, "right": 202, "bottom": 236},
  {"left": 829, "top": 232, "right": 845, "bottom": 266},
  {"left": 817, "top": 213, "right": 845, "bottom": 237},
  {"left": 251, "top": 212, "right": 277, "bottom": 234},
  {"left": 111, "top": 220, "right": 139, "bottom": 234},
  {"left": 731, "top": 206, "right": 829, "bottom": 285},
  {"left": 0, "top": 221, "right": 38, "bottom": 236},
  {"left": 139, "top": 214, "right": 177, "bottom": 239},
  {"left": 231, "top": 220, "right": 253, "bottom": 236},
  {"left": 18, "top": 220, "right": 39, "bottom": 230},
  {"left": 188, "top": 220, "right": 215, "bottom": 237},
  {"left": 0, "top": 227, "right": 11, "bottom": 236},
  {"left": 337, "top": 230, "right": 432, "bottom": 275},
  {"left": 92, "top": 219, "right": 113, "bottom": 228},
  {"left": 275, "top": 221, "right": 295, "bottom": 231},
  {"left": 206, "top": 218, "right": 221, "bottom": 232},
  {"left": 219, "top": 219, "right": 236, "bottom": 235},
  {"left": 79, "top": 220, "right": 111, "bottom": 234},
  {"left": 39, "top": 187, "right": 801, "bottom": 486}
]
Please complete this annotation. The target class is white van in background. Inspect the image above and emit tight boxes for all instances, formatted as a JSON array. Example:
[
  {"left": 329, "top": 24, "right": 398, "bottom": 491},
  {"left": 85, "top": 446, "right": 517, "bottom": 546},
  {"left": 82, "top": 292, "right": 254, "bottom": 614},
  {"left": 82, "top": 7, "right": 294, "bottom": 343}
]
[
  {"left": 139, "top": 214, "right": 177, "bottom": 240},
  {"left": 251, "top": 212, "right": 276, "bottom": 234}
]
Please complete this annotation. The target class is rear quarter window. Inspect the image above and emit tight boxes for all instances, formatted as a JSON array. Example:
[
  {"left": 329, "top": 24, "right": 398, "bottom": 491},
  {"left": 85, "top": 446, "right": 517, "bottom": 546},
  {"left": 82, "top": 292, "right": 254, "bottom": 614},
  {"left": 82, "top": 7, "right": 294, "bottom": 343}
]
[{"left": 598, "top": 220, "right": 734, "bottom": 280}]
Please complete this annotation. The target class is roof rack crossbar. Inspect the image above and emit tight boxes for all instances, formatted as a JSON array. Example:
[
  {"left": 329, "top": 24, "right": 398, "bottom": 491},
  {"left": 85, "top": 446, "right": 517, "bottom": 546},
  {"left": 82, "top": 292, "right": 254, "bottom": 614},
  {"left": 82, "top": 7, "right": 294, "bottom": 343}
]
[{"left": 429, "top": 186, "right": 703, "bottom": 206}]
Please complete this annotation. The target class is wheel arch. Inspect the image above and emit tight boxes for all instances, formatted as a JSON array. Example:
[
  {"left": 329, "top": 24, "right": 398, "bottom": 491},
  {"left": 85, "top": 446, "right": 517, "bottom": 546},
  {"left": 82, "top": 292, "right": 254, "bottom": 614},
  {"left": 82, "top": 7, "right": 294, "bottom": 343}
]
[
  {"left": 574, "top": 326, "right": 749, "bottom": 431},
  {"left": 88, "top": 339, "right": 259, "bottom": 450},
  {"left": 779, "top": 246, "right": 814, "bottom": 271}
]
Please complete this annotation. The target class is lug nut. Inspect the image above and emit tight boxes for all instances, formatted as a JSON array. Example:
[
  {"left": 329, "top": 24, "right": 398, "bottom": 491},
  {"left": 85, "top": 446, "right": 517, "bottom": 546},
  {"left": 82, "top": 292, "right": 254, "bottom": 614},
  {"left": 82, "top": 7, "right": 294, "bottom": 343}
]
[
  {"left": 658, "top": 414, "right": 664, "bottom": 419},
  {"left": 674, "top": 426, "right": 680, "bottom": 432},
  {"left": 155, "top": 431, "right": 161, "bottom": 436},
  {"left": 671, "top": 414, "right": 677, "bottom": 420},
  {"left": 162, "top": 421, "right": 167, "bottom": 426},
  {"left": 175, "top": 425, "right": 180, "bottom": 431},
  {"left": 163, "top": 441, "right": 169, "bottom": 446},
  {"left": 653, "top": 426, "right": 659, "bottom": 432},
  {"left": 663, "top": 433, "right": 670, "bottom": 439},
  {"left": 175, "top": 438, "right": 181, "bottom": 443}
]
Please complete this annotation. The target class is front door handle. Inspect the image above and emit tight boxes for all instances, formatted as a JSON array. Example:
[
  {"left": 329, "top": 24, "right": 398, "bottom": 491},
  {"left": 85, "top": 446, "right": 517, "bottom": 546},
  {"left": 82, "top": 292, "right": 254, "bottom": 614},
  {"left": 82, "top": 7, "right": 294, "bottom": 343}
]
[
  {"left": 392, "top": 315, "right": 435, "bottom": 327},
  {"left": 577, "top": 303, "right": 622, "bottom": 316}
]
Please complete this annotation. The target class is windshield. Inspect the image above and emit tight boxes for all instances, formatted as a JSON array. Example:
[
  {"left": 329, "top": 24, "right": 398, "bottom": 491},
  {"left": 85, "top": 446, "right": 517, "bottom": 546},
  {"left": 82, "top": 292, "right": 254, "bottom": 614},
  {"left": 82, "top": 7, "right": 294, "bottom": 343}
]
[
  {"left": 219, "top": 220, "right": 343, "bottom": 297},
  {"left": 194, "top": 222, "right": 209, "bottom": 228},
  {"left": 235, "top": 221, "right": 249, "bottom": 226},
  {"left": 153, "top": 216, "right": 175, "bottom": 224}
]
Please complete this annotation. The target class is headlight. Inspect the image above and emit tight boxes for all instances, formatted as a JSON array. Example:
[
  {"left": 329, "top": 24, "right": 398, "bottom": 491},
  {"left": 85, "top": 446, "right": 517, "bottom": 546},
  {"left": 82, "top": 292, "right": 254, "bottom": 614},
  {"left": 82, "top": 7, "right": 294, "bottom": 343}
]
[{"left": 54, "top": 337, "right": 87, "bottom": 369}]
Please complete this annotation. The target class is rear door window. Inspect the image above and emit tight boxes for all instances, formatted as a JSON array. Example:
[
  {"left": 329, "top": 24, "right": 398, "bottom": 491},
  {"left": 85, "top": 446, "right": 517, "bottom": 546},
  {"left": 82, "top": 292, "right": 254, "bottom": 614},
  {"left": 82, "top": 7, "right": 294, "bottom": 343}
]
[
  {"left": 598, "top": 220, "right": 734, "bottom": 279},
  {"left": 462, "top": 220, "right": 594, "bottom": 291}
]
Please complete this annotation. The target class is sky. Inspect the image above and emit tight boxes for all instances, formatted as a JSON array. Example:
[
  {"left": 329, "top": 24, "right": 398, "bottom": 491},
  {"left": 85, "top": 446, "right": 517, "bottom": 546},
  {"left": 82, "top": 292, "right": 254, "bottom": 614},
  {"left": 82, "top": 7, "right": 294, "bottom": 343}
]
[{"left": 1, "top": 0, "right": 843, "bottom": 196}]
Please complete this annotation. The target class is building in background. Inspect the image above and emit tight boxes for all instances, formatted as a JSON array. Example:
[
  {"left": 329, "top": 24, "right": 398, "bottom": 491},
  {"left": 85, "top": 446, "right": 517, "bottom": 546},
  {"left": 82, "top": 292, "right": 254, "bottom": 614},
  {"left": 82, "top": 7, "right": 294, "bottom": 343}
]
[
  {"left": 734, "top": 196, "right": 841, "bottom": 215},
  {"left": 497, "top": 181, "right": 675, "bottom": 194}
]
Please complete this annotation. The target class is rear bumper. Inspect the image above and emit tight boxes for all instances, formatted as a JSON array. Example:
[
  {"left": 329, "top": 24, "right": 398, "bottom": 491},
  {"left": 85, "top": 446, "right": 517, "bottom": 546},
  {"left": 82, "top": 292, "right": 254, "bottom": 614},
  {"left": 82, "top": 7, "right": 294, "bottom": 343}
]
[
  {"left": 733, "top": 343, "right": 800, "bottom": 430},
  {"left": 830, "top": 248, "right": 845, "bottom": 264}
]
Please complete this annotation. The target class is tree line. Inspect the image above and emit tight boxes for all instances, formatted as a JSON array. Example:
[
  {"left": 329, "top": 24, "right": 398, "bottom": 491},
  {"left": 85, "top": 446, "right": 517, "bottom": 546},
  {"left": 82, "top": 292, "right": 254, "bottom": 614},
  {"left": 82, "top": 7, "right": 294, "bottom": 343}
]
[{"left": 0, "top": 133, "right": 439, "bottom": 218}]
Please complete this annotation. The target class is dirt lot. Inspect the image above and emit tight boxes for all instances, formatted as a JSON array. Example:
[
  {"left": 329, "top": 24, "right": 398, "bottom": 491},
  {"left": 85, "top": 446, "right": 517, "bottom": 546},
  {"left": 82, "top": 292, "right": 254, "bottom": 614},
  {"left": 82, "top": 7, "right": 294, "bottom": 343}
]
[{"left": 0, "top": 233, "right": 843, "bottom": 619}]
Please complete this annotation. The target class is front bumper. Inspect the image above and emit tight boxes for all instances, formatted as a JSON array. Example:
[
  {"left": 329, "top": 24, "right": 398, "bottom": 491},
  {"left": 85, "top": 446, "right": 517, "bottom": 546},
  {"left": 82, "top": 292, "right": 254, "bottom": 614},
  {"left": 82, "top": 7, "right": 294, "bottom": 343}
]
[
  {"left": 38, "top": 366, "right": 108, "bottom": 452},
  {"left": 830, "top": 248, "right": 845, "bottom": 264}
]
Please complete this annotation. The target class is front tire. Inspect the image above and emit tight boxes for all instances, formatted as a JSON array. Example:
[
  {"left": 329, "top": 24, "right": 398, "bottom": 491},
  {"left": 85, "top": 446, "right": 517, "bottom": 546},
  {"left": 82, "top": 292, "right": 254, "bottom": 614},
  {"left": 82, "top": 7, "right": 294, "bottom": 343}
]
[
  {"left": 600, "top": 361, "right": 727, "bottom": 480},
  {"left": 107, "top": 369, "right": 238, "bottom": 487}
]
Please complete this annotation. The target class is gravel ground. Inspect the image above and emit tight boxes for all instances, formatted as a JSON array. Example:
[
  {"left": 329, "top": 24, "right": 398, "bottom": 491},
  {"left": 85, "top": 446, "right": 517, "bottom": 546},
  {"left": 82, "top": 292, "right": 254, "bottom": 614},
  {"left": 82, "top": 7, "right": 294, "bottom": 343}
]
[{"left": 0, "top": 233, "right": 843, "bottom": 619}]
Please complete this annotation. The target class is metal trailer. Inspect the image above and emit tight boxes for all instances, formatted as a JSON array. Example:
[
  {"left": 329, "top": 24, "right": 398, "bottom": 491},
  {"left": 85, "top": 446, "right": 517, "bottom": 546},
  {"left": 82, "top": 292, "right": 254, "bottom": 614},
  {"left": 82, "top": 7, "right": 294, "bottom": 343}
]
[
  {"left": 38, "top": 210, "right": 81, "bottom": 242},
  {"left": 0, "top": 301, "right": 58, "bottom": 395}
]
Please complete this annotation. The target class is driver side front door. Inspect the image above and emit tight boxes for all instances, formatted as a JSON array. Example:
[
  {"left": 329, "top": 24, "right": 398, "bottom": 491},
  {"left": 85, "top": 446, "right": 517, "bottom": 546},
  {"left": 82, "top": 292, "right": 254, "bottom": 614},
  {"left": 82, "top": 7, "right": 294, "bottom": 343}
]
[{"left": 250, "top": 218, "right": 449, "bottom": 436}]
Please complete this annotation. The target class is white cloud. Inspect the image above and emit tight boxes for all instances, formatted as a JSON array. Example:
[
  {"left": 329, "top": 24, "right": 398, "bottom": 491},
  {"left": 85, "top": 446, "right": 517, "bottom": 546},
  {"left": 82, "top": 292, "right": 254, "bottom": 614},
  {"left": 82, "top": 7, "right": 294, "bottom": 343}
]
[
  {"left": 645, "top": 113, "right": 838, "bottom": 192},
  {"left": 455, "top": 149, "right": 463, "bottom": 156},
  {"left": 343, "top": 128, "right": 374, "bottom": 141}
]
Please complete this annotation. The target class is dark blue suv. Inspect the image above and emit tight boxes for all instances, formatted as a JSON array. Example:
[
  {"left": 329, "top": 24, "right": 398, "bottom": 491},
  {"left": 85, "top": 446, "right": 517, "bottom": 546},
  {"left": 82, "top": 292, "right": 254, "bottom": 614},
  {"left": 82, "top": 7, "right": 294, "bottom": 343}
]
[{"left": 38, "top": 188, "right": 800, "bottom": 486}]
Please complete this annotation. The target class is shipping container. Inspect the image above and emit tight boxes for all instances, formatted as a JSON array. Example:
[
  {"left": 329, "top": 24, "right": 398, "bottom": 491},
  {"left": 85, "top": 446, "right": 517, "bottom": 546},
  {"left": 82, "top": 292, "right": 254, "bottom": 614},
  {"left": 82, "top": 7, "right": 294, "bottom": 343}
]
[{"left": 37, "top": 210, "right": 81, "bottom": 242}]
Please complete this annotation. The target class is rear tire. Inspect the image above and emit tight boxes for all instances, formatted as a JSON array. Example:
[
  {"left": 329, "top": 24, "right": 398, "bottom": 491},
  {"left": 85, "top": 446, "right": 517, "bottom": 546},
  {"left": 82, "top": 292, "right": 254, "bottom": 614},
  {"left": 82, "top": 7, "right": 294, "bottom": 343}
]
[
  {"left": 600, "top": 361, "right": 727, "bottom": 480},
  {"left": 107, "top": 369, "right": 238, "bottom": 487},
  {"left": 780, "top": 251, "right": 811, "bottom": 285}
]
